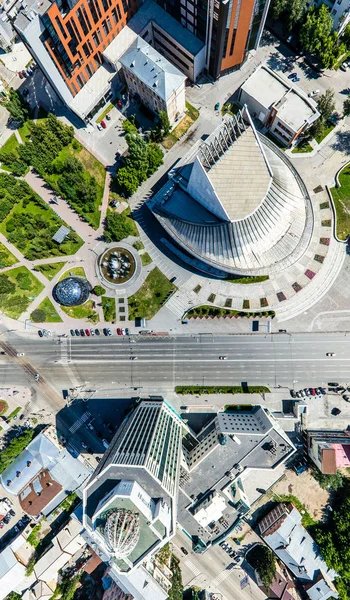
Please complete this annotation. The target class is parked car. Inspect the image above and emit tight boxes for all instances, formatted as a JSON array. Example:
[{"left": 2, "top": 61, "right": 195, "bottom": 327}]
[
  {"left": 101, "top": 120, "right": 107, "bottom": 129},
  {"left": 97, "top": 123, "right": 102, "bottom": 131},
  {"left": 103, "top": 328, "right": 108, "bottom": 336},
  {"left": 181, "top": 547, "right": 188, "bottom": 555},
  {"left": 95, "top": 328, "right": 100, "bottom": 335},
  {"left": 105, "top": 113, "right": 111, "bottom": 121},
  {"left": 107, "top": 328, "right": 112, "bottom": 336},
  {"left": 16, "top": 353, "right": 25, "bottom": 357},
  {"left": 80, "top": 329, "right": 85, "bottom": 337},
  {"left": 308, "top": 89, "right": 320, "bottom": 97},
  {"left": 70, "top": 329, "right": 75, "bottom": 336},
  {"left": 288, "top": 72, "right": 297, "bottom": 79},
  {"left": 90, "top": 328, "right": 95, "bottom": 336},
  {"left": 319, "top": 387, "right": 326, "bottom": 395},
  {"left": 125, "top": 327, "right": 130, "bottom": 335},
  {"left": 215, "top": 102, "right": 220, "bottom": 111},
  {"left": 304, "top": 388, "right": 311, "bottom": 396},
  {"left": 328, "top": 382, "right": 339, "bottom": 387},
  {"left": 117, "top": 328, "right": 122, "bottom": 335},
  {"left": 121, "top": 328, "right": 126, "bottom": 335},
  {"left": 38, "top": 330, "right": 43, "bottom": 337},
  {"left": 292, "top": 76, "right": 300, "bottom": 82},
  {"left": 310, "top": 388, "right": 316, "bottom": 396},
  {"left": 290, "top": 390, "right": 297, "bottom": 398},
  {"left": 331, "top": 407, "right": 341, "bottom": 416},
  {"left": 18, "top": 71, "right": 24, "bottom": 79},
  {"left": 85, "top": 329, "right": 91, "bottom": 336},
  {"left": 75, "top": 329, "right": 80, "bottom": 336},
  {"left": 343, "top": 395, "right": 350, "bottom": 402}
]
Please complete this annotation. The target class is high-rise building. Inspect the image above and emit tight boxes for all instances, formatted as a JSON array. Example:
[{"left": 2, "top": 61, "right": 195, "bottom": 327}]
[
  {"left": 155, "top": 0, "right": 271, "bottom": 78},
  {"left": 83, "top": 399, "right": 183, "bottom": 594}
]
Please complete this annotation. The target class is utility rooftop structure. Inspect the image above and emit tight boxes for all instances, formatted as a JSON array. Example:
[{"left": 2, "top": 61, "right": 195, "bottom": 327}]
[{"left": 148, "top": 106, "right": 313, "bottom": 276}]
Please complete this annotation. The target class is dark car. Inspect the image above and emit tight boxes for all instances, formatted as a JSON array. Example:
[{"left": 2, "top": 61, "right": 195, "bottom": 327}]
[
  {"left": 181, "top": 547, "right": 188, "bottom": 555},
  {"left": 80, "top": 329, "right": 85, "bottom": 337},
  {"left": 319, "top": 387, "right": 326, "bottom": 394},
  {"left": 331, "top": 407, "right": 341, "bottom": 416},
  {"left": 103, "top": 328, "right": 108, "bottom": 336},
  {"left": 95, "top": 328, "right": 100, "bottom": 335},
  {"left": 105, "top": 113, "right": 111, "bottom": 120},
  {"left": 38, "top": 330, "right": 43, "bottom": 337},
  {"left": 101, "top": 120, "right": 107, "bottom": 129},
  {"left": 19, "top": 414, "right": 24, "bottom": 420},
  {"left": 328, "top": 382, "right": 339, "bottom": 387},
  {"left": 290, "top": 390, "right": 297, "bottom": 398},
  {"left": 9, "top": 509, "right": 15, "bottom": 516},
  {"left": 288, "top": 72, "right": 297, "bottom": 79},
  {"left": 125, "top": 327, "right": 130, "bottom": 335},
  {"left": 75, "top": 329, "right": 80, "bottom": 336},
  {"left": 70, "top": 329, "right": 75, "bottom": 336}
]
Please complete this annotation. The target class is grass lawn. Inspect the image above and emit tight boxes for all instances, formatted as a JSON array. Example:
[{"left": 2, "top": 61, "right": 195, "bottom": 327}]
[
  {"left": 176, "top": 385, "right": 270, "bottom": 395},
  {"left": 59, "top": 267, "right": 86, "bottom": 281},
  {"left": 96, "top": 99, "right": 116, "bottom": 123},
  {"left": 18, "top": 121, "right": 32, "bottom": 143},
  {"left": 31, "top": 297, "right": 62, "bottom": 322},
  {"left": 61, "top": 300, "right": 99, "bottom": 324},
  {"left": 0, "top": 134, "right": 20, "bottom": 170},
  {"left": 34, "top": 262, "right": 66, "bottom": 281},
  {"left": 0, "top": 242, "right": 18, "bottom": 268},
  {"left": 102, "top": 296, "right": 116, "bottom": 322},
  {"left": 0, "top": 198, "right": 83, "bottom": 260},
  {"left": 53, "top": 140, "right": 106, "bottom": 229},
  {"left": 141, "top": 252, "right": 152, "bottom": 267},
  {"left": 7, "top": 407, "right": 21, "bottom": 421},
  {"left": 123, "top": 206, "right": 139, "bottom": 237},
  {"left": 315, "top": 123, "right": 335, "bottom": 144},
  {"left": 128, "top": 267, "right": 177, "bottom": 320},
  {"left": 330, "top": 163, "right": 350, "bottom": 240},
  {"left": 0, "top": 266, "right": 44, "bottom": 319},
  {"left": 292, "top": 141, "right": 313, "bottom": 154},
  {"left": 162, "top": 102, "right": 199, "bottom": 150},
  {"left": 226, "top": 275, "right": 269, "bottom": 284}
]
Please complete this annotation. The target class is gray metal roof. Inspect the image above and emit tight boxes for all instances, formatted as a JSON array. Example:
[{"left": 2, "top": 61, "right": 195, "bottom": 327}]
[
  {"left": 217, "top": 406, "right": 272, "bottom": 435},
  {"left": 52, "top": 225, "right": 70, "bottom": 244},
  {"left": 119, "top": 37, "right": 186, "bottom": 103}
]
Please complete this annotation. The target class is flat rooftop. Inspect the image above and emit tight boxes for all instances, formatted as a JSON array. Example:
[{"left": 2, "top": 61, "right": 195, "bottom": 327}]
[{"left": 241, "top": 65, "right": 318, "bottom": 132}]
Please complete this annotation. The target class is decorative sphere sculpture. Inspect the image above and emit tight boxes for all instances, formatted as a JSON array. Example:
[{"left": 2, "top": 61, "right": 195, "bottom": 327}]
[
  {"left": 53, "top": 277, "right": 90, "bottom": 307},
  {"left": 104, "top": 509, "right": 140, "bottom": 558}
]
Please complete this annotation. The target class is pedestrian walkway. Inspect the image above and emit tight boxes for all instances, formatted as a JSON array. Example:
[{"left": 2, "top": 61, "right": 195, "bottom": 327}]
[
  {"left": 69, "top": 410, "right": 91, "bottom": 433},
  {"left": 184, "top": 560, "right": 201, "bottom": 577}
]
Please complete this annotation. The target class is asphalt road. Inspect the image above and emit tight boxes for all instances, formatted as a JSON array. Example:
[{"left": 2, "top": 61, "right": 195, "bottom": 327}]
[{"left": 1, "top": 333, "right": 350, "bottom": 404}]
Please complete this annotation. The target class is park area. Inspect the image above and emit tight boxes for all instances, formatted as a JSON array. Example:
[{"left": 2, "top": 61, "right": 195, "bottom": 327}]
[
  {"left": 330, "top": 163, "right": 350, "bottom": 240},
  {"left": 128, "top": 267, "right": 177, "bottom": 319},
  {"left": 0, "top": 174, "right": 83, "bottom": 260},
  {"left": 0, "top": 113, "right": 105, "bottom": 229},
  {"left": 0, "top": 266, "right": 44, "bottom": 319}
]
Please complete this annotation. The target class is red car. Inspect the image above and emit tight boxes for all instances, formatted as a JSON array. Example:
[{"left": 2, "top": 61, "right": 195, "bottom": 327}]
[
  {"left": 117, "top": 328, "right": 122, "bottom": 335},
  {"left": 18, "top": 71, "right": 24, "bottom": 79},
  {"left": 310, "top": 388, "right": 316, "bottom": 396},
  {"left": 117, "top": 100, "right": 122, "bottom": 108},
  {"left": 85, "top": 329, "right": 91, "bottom": 336},
  {"left": 101, "top": 120, "right": 106, "bottom": 129}
]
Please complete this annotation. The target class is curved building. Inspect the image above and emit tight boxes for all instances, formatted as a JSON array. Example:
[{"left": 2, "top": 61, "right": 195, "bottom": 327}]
[
  {"left": 148, "top": 108, "right": 313, "bottom": 276},
  {"left": 53, "top": 276, "right": 90, "bottom": 307}
]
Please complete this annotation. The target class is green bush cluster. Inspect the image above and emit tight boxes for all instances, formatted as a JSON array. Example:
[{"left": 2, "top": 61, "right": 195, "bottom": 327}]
[
  {"left": 116, "top": 133, "right": 163, "bottom": 196},
  {"left": 168, "top": 555, "right": 183, "bottom": 600},
  {"left": 176, "top": 385, "right": 270, "bottom": 395},
  {"left": 104, "top": 210, "right": 135, "bottom": 242},
  {"left": 246, "top": 544, "right": 276, "bottom": 589},
  {"left": 0, "top": 429, "right": 35, "bottom": 473},
  {"left": 27, "top": 524, "right": 42, "bottom": 548},
  {"left": 4, "top": 88, "right": 29, "bottom": 126},
  {"left": 186, "top": 305, "right": 275, "bottom": 318}
]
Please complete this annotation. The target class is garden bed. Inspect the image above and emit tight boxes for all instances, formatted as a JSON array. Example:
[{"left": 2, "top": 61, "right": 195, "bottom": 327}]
[
  {"left": 186, "top": 305, "right": 275, "bottom": 319},
  {"left": 176, "top": 385, "right": 270, "bottom": 395},
  {"left": 102, "top": 296, "right": 116, "bottom": 322},
  {"left": 330, "top": 163, "right": 350, "bottom": 240}
]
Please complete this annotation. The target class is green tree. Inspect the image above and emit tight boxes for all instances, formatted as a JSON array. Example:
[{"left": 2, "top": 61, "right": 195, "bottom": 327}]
[
  {"left": 0, "top": 274, "right": 15, "bottom": 295},
  {"left": 147, "top": 142, "right": 163, "bottom": 175},
  {"left": 270, "top": 0, "right": 287, "bottom": 20},
  {"left": 125, "top": 133, "right": 149, "bottom": 181},
  {"left": 104, "top": 211, "right": 134, "bottom": 242},
  {"left": 30, "top": 308, "right": 46, "bottom": 323},
  {"left": 343, "top": 97, "right": 350, "bottom": 117},
  {"left": 158, "top": 110, "right": 171, "bottom": 136},
  {"left": 312, "top": 468, "right": 344, "bottom": 490},
  {"left": 309, "top": 117, "right": 325, "bottom": 139},
  {"left": 247, "top": 544, "right": 276, "bottom": 589},
  {"left": 92, "top": 285, "right": 106, "bottom": 296},
  {"left": 116, "top": 166, "right": 140, "bottom": 197},
  {"left": 300, "top": 5, "right": 333, "bottom": 53},
  {"left": 287, "top": 0, "right": 306, "bottom": 32},
  {"left": 317, "top": 88, "right": 336, "bottom": 121},
  {"left": 122, "top": 119, "right": 138, "bottom": 134},
  {"left": 168, "top": 555, "right": 183, "bottom": 600},
  {"left": 5, "top": 88, "right": 29, "bottom": 126}
]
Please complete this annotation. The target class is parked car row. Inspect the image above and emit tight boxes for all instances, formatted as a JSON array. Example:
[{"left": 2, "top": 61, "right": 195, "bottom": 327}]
[
  {"left": 18, "top": 64, "right": 36, "bottom": 79},
  {"left": 37, "top": 329, "right": 52, "bottom": 337},
  {"left": 69, "top": 327, "right": 130, "bottom": 337},
  {"left": 219, "top": 541, "right": 238, "bottom": 559},
  {"left": 287, "top": 71, "right": 300, "bottom": 83},
  {"left": 0, "top": 508, "right": 16, "bottom": 528},
  {"left": 290, "top": 387, "right": 326, "bottom": 398}
]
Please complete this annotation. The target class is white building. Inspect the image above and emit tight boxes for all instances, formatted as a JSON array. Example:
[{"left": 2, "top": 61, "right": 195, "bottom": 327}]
[
  {"left": 310, "top": 0, "right": 350, "bottom": 34},
  {"left": 239, "top": 64, "right": 320, "bottom": 146}
]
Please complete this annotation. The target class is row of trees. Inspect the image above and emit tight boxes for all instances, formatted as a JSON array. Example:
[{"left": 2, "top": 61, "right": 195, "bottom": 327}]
[
  {"left": 4, "top": 88, "right": 29, "bottom": 126},
  {"left": 270, "top": 1, "right": 347, "bottom": 69},
  {"left": 116, "top": 132, "right": 164, "bottom": 197}
]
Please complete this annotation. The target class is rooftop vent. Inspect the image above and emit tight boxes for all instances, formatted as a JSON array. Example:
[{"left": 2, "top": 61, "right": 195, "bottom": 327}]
[
  {"left": 153, "top": 81, "right": 158, "bottom": 87},
  {"left": 130, "top": 61, "right": 135, "bottom": 68}
]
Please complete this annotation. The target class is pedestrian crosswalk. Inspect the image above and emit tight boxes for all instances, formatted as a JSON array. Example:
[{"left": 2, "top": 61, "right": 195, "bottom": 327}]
[
  {"left": 184, "top": 560, "right": 201, "bottom": 577},
  {"left": 69, "top": 411, "right": 91, "bottom": 433},
  {"left": 211, "top": 570, "right": 232, "bottom": 588}
]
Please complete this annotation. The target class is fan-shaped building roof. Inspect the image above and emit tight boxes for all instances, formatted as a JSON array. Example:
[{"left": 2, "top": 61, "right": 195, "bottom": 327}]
[{"left": 148, "top": 108, "right": 313, "bottom": 276}]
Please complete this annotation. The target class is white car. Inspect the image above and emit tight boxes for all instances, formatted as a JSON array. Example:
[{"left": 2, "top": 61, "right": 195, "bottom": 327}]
[
  {"left": 308, "top": 89, "right": 320, "bottom": 97},
  {"left": 121, "top": 328, "right": 126, "bottom": 335},
  {"left": 219, "top": 356, "right": 227, "bottom": 360},
  {"left": 90, "top": 329, "right": 95, "bottom": 336},
  {"left": 130, "top": 356, "right": 138, "bottom": 360},
  {"left": 97, "top": 123, "right": 102, "bottom": 130},
  {"left": 16, "top": 353, "right": 25, "bottom": 357},
  {"left": 326, "top": 352, "right": 336, "bottom": 357}
]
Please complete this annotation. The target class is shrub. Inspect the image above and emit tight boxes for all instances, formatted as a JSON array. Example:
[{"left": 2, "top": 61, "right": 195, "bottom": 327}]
[
  {"left": 246, "top": 545, "right": 276, "bottom": 589},
  {"left": 30, "top": 308, "right": 46, "bottom": 322},
  {"left": 104, "top": 211, "right": 135, "bottom": 242},
  {"left": 92, "top": 285, "right": 106, "bottom": 296}
]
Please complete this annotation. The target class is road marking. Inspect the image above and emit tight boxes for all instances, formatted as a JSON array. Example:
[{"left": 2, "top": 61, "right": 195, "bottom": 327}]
[
  {"left": 212, "top": 569, "right": 231, "bottom": 588},
  {"left": 69, "top": 411, "right": 91, "bottom": 433},
  {"left": 184, "top": 560, "right": 201, "bottom": 577}
]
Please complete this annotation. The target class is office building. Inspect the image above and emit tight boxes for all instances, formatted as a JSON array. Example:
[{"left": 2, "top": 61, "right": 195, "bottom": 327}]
[
  {"left": 156, "top": 0, "right": 272, "bottom": 78},
  {"left": 239, "top": 65, "right": 320, "bottom": 146},
  {"left": 83, "top": 399, "right": 183, "bottom": 598},
  {"left": 148, "top": 106, "right": 313, "bottom": 277}
]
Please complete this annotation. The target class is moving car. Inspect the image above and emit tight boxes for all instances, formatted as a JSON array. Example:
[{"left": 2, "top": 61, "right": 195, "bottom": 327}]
[
  {"left": 308, "top": 89, "right": 320, "bottom": 97},
  {"left": 130, "top": 356, "right": 138, "bottom": 360},
  {"left": 326, "top": 352, "right": 335, "bottom": 357},
  {"left": 219, "top": 356, "right": 227, "bottom": 360},
  {"left": 181, "top": 547, "right": 188, "bottom": 555},
  {"left": 16, "top": 353, "right": 25, "bottom": 357},
  {"left": 328, "top": 382, "right": 339, "bottom": 387},
  {"left": 34, "top": 373, "right": 39, "bottom": 381}
]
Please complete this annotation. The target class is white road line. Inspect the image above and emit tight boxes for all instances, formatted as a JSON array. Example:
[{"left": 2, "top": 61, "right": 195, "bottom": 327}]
[
  {"left": 212, "top": 570, "right": 231, "bottom": 588},
  {"left": 184, "top": 560, "right": 201, "bottom": 577}
]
